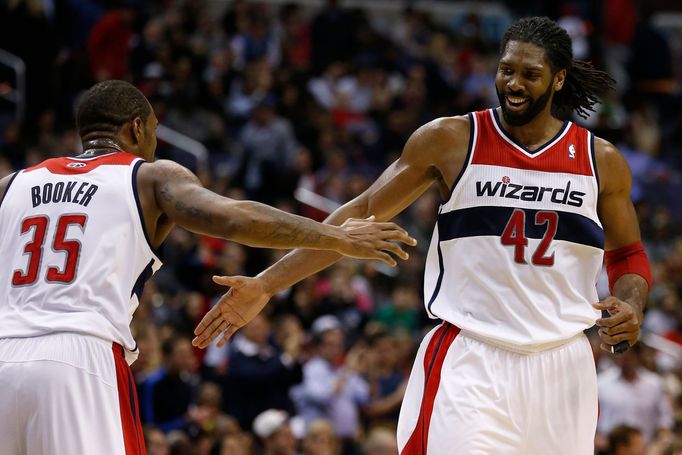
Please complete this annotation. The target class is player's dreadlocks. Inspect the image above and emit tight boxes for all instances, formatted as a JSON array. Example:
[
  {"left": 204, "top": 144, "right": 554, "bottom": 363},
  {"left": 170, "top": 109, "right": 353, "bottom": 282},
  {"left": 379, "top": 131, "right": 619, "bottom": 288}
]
[
  {"left": 76, "top": 80, "right": 152, "bottom": 138},
  {"left": 500, "top": 16, "right": 616, "bottom": 119}
]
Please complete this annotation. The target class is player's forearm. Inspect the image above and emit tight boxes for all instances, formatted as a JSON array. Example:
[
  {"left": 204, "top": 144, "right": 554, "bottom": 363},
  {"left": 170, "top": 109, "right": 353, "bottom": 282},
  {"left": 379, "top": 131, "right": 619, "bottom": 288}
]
[
  {"left": 256, "top": 248, "right": 343, "bottom": 294},
  {"left": 222, "top": 200, "right": 345, "bottom": 251},
  {"left": 611, "top": 274, "right": 648, "bottom": 320},
  {"left": 256, "top": 199, "right": 370, "bottom": 295}
]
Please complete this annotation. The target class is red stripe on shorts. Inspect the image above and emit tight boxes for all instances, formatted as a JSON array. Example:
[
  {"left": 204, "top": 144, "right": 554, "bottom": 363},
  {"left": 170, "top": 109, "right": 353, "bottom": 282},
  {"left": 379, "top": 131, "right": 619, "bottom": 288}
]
[
  {"left": 401, "top": 323, "right": 460, "bottom": 455},
  {"left": 113, "top": 343, "right": 147, "bottom": 455}
]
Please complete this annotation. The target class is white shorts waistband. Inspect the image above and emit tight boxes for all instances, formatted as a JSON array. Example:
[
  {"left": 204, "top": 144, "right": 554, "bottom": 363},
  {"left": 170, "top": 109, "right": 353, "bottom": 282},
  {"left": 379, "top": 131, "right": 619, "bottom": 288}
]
[
  {"left": 0, "top": 333, "right": 117, "bottom": 383},
  {"left": 458, "top": 328, "right": 587, "bottom": 355}
]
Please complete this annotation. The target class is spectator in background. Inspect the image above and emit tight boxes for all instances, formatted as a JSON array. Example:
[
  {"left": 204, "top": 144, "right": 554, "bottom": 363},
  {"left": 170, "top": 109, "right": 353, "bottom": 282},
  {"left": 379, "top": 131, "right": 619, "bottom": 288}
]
[
  {"left": 373, "top": 283, "right": 420, "bottom": 335},
  {"left": 252, "top": 409, "right": 299, "bottom": 455},
  {"left": 144, "top": 426, "right": 170, "bottom": 455},
  {"left": 166, "top": 430, "right": 194, "bottom": 455},
  {"left": 556, "top": 3, "right": 591, "bottom": 60},
  {"left": 0, "top": 124, "right": 26, "bottom": 169},
  {"left": 663, "top": 440, "right": 682, "bottom": 455},
  {"left": 290, "top": 315, "right": 370, "bottom": 454},
  {"left": 276, "top": 276, "right": 326, "bottom": 330},
  {"left": 131, "top": 320, "right": 163, "bottom": 383},
  {"left": 272, "top": 313, "right": 307, "bottom": 365},
  {"left": 139, "top": 334, "right": 200, "bottom": 432},
  {"left": 648, "top": 429, "right": 679, "bottom": 455},
  {"left": 301, "top": 419, "right": 340, "bottom": 455},
  {"left": 185, "top": 382, "right": 234, "bottom": 444},
  {"left": 236, "top": 94, "right": 300, "bottom": 202},
  {"left": 225, "top": 60, "right": 275, "bottom": 130},
  {"left": 224, "top": 314, "right": 303, "bottom": 431},
  {"left": 317, "top": 261, "right": 373, "bottom": 343},
  {"left": 607, "top": 425, "right": 645, "bottom": 455},
  {"left": 277, "top": 3, "right": 312, "bottom": 71},
  {"left": 362, "top": 427, "right": 399, "bottom": 455},
  {"left": 164, "top": 87, "right": 225, "bottom": 148},
  {"left": 310, "top": 0, "right": 357, "bottom": 71},
  {"left": 230, "top": 6, "right": 281, "bottom": 70},
  {"left": 86, "top": 9, "right": 135, "bottom": 81},
  {"left": 361, "top": 328, "right": 408, "bottom": 426},
  {"left": 627, "top": 5, "right": 677, "bottom": 99},
  {"left": 597, "top": 345, "right": 674, "bottom": 444},
  {"left": 210, "top": 432, "right": 253, "bottom": 455}
]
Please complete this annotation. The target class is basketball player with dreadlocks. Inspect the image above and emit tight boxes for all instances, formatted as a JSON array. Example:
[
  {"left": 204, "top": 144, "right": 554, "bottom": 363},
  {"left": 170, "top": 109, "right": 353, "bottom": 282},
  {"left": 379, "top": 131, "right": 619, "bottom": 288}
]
[{"left": 192, "top": 17, "right": 652, "bottom": 453}]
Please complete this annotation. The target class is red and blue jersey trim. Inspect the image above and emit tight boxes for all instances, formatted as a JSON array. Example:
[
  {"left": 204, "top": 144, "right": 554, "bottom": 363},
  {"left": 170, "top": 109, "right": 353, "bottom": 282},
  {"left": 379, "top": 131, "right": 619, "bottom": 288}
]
[
  {"left": 24, "top": 152, "right": 139, "bottom": 175},
  {"left": 471, "top": 109, "right": 595, "bottom": 176}
]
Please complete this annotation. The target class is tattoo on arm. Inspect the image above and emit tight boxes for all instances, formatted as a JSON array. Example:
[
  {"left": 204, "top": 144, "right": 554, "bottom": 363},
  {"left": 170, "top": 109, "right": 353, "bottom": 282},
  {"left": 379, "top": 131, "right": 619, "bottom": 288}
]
[
  {"left": 263, "top": 219, "right": 324, "bottom": 246},
  {"left": 157, "top": 167, "right": 214, "bottom": 225},
  {"left": 153, "top": 160, "right": 338, "bottom": 247}
]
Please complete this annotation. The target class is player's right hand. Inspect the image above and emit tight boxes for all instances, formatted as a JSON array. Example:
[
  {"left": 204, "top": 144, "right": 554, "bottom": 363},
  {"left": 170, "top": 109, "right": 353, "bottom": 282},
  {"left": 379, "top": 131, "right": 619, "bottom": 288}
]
[
  {"left": 192, "top": 275, "right": 271, "bottom": 349},
  {"left": 593, "top": 297, "right": 642, "bottom": 353},
  {"left": 337, "top": 216, "right": 417, "bottom": 266}
]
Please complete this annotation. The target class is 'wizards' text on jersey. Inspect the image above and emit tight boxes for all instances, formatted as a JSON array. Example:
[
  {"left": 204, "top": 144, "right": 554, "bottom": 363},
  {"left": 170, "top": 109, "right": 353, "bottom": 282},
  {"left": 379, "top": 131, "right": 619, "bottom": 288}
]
[{"left": 424, "top": 109, "right": 604, "bottom": 349}]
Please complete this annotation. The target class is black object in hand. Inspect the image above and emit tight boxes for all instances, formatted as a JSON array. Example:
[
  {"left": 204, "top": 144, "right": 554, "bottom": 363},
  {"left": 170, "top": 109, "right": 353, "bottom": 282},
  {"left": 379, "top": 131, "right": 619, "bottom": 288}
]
[{"left": 601, "top": 310, "right": 629, "bottom": 354}]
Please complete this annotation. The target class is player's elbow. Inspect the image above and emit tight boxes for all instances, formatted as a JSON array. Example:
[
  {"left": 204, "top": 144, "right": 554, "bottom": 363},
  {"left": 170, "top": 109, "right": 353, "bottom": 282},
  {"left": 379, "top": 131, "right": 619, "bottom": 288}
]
[{"left": 326, "top": 194, "right": 372, "bottom": 225}]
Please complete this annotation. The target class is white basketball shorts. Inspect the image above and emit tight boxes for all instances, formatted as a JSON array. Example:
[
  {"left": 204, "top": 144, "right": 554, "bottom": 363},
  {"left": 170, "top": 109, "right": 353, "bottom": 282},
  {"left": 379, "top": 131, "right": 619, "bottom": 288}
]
[
  {"left": 397, "top": 322, "right": 598, "bottom": 454},
  {"left": 0, "top": 333, "right": 146, "bottom": 455}
]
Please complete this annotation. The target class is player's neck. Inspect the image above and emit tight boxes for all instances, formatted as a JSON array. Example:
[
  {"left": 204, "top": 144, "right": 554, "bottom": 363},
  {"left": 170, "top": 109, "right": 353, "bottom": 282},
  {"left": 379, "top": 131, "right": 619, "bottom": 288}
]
[
  {"left": 79, "top": 138, "right": 126, "bottom": 158},
  {"left": 497, "top": 108, "right": 564, "bottom": 152}
]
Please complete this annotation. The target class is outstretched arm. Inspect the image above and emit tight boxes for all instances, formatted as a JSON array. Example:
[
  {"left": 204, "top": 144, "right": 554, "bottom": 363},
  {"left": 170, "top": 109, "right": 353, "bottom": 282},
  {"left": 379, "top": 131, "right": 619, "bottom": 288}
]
[
  {"left": 593, "top": 138, "right": 650, "bottom": 352},
  {"left": 193, "top": 116, "right": 471, "bottom": 347},
  {"left": 141, "top": 159, "right": 413, "bottom": 264},
  {"left": 253, "top": 116, "right": 470, "bottom": 295}
]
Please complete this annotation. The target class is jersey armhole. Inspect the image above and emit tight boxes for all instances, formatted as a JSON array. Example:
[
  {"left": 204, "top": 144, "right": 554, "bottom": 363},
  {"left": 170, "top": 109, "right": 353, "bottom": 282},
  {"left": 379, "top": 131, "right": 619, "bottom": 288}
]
[
  {"left": 442, "top": 112, "right": 477, "bottom": 205},
  {"left": 587, "top": 132, "right": 600, "bottom": 191},
  {"left": 131, "top": 160, "right": 162, "bottom": 260}
]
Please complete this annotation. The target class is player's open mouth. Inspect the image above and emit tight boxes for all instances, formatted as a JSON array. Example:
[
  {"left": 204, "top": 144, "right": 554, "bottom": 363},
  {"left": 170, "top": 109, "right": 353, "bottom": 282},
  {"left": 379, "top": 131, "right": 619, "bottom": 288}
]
[{"left": 505, "top": 95, "right": 529, "bottom": 110}]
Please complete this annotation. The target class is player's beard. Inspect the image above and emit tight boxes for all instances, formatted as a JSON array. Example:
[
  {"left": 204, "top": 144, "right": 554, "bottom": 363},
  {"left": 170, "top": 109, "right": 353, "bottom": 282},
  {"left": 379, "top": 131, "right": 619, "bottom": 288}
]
[{"left": 496, "top": 82, "right": 553, "bottom": 127}]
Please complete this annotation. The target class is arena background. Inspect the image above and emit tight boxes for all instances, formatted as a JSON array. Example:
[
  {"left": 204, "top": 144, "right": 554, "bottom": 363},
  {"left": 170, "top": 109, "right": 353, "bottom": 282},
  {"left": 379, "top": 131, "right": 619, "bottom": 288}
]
[{"left": 1, "top": 0, "right": 682, "bottom": 454}]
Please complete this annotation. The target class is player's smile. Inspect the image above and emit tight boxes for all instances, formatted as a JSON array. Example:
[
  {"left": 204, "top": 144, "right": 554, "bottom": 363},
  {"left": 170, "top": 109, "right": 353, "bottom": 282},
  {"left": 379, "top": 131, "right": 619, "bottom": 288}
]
[{"left": 504, "top": 94, "right": 530, "bottom": 111}]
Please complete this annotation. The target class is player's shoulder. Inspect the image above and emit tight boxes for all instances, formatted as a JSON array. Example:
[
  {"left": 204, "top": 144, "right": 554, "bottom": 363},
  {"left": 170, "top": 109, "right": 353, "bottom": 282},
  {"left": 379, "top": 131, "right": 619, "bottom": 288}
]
[
  {"left": 406, "top": 115, "right": 470, "bottom": 153},
  {"left": 137, "top": 159, "right": 195, "bottom": 182},
  {"left": 593, "top": 136, "right": 630, "bottom": 173},
  {"left": 592, "top": 136, "right": 632, "bottom": 194},
  {"left": 136, "top": 159, "right": 203, "bottom": 204},
  {"left": 593, "top": 136, "right": 621, "bottom": 160},
  {"left": 0, "top": 171, "right": 16, "bottom": 186},
  {"left": 416, "top": 115, "right": 470, "bottom": 139},
  {"left": 0, "top": 171, "right": 17, "bottom": 200}
]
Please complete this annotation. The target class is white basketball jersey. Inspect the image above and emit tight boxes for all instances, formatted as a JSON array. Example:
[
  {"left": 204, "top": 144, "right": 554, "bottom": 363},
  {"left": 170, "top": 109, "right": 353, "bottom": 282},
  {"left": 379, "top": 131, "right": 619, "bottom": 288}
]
[
  {"left": 0, "top": 152, "right": 162, "bottom": 359},
  {"left": 424, "top": 109, "right": 604, "bottom": 349}
]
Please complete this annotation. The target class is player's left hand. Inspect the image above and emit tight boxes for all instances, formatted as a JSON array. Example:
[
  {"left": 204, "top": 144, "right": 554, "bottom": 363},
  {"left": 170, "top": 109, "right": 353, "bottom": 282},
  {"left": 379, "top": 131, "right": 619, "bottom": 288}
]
[{"left": 593, "top": 297, "right": 643, "bottom": 353}]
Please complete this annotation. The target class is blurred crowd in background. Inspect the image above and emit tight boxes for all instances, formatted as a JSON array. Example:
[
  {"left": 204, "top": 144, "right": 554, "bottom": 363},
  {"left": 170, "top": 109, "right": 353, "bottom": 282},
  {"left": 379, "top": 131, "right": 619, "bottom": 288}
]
[{"left": 2, "top": 0, "right": 682, "bottom": 453}]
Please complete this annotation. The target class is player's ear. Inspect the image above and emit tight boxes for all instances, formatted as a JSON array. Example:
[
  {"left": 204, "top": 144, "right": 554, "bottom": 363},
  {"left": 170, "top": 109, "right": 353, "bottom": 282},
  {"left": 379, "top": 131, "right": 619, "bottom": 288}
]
[
  {"left": 131, "top": 117, "right": 145, "bottom": 145},
  {"left": 554, "top": 69, "right": 566, "bottom": 92}
]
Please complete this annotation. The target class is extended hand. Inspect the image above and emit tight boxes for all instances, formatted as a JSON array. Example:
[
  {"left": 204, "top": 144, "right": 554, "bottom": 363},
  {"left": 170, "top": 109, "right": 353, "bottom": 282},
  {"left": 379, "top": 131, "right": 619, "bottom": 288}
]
[
  {"left": 593, "top": 297, "right": 643, "bottom": 353},
  {"left": 338, "top": 216, "right": 417, "bottom": 266},
  {"left": 192, "top": 275, "right": 271, "bottom": 349}
]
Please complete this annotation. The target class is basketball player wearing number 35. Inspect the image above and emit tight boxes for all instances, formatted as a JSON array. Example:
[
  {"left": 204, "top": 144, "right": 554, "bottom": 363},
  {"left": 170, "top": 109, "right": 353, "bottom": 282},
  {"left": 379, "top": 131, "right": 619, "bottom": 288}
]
[
  {"left": 0, "top": 80, "right": 415, "bottom": 455},
  {"left": 193, "top": 17, "right": 652, "bottom": 454}
]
